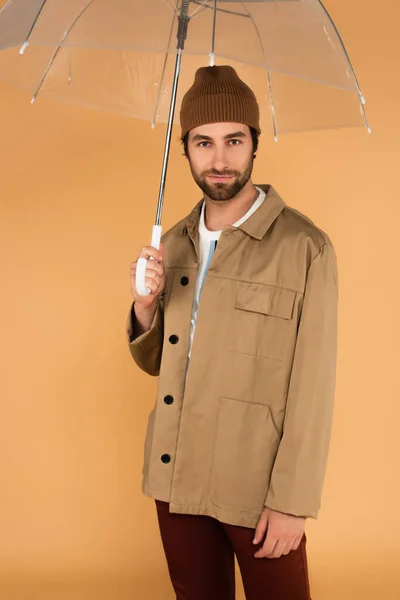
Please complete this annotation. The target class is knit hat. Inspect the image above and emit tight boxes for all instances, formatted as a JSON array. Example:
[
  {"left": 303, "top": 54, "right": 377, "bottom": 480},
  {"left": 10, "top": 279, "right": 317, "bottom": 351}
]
[{"left": 180, "top": 65, "right": 261, "bottom": 138}]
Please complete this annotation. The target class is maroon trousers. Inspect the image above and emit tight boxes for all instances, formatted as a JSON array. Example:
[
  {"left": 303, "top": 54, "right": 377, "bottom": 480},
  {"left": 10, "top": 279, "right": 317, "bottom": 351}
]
[{"left": 156, "top": 501, "right": 312, "bottom": 600}]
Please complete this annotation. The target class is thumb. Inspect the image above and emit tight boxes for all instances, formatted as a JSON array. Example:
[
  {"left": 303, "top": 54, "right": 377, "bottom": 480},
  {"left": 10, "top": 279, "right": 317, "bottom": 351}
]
[
  {"left": 253, "top": 511, "right": 268, "bottom": 545},
  {"left": 159, "top": 242, "right": 164, "bottom": 258}
]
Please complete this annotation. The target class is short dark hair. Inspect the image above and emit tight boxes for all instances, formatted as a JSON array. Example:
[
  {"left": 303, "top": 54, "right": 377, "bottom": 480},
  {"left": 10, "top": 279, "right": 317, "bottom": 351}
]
[{"left": 181, "top": 126, "right": 259, "bottom": 159}]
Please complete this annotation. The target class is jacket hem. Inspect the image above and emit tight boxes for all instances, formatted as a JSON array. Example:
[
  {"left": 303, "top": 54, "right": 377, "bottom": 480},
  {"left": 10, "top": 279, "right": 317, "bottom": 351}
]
[{"left": 142, "top": 483, "right": 263, "bottom": 529}]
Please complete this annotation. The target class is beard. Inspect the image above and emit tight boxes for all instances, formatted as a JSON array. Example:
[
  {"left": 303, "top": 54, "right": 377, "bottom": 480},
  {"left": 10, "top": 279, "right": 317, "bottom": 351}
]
[{"left": 189, "top": 157, "right": 254, "bottom": 201}]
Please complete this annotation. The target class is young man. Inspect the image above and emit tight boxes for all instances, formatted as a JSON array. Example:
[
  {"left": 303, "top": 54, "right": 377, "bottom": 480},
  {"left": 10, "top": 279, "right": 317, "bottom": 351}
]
[{"left": 127, "top": 66, "right": 338, "bottom": 600}]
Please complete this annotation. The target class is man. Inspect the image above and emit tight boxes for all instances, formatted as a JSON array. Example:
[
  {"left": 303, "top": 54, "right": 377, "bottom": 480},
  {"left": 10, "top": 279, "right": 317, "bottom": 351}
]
[{"left": 127, "top": 66, "right": 338, "bottom": 600}]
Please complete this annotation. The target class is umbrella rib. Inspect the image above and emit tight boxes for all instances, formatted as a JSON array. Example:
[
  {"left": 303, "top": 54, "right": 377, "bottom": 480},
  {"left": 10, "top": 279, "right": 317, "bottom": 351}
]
[
  {"left": 31, "top": 0, "right": 97, "bottom": 104},
  {"left": 151, "top": 9, "right": 177, "bottom": 128},
  {"left": 240, "top": 2, "right": 278, "bottom": 141},
  {"left": 190, "top": 0, "right": 210, "bottom": 19},
  {"left": 19, "top": 0, "right": 48, "bottom": 55},
  {"left": 162, "top": 0, "right": 179, "bottom": 16},
  {"left": 0, "top": 0, "right": 13, "bottom": 15},
  {"left": 315, "top": 0, "right": 371, "bottom": 133},
  {"left": 191, "top": 1, "right": 250, "bottom": 19}
]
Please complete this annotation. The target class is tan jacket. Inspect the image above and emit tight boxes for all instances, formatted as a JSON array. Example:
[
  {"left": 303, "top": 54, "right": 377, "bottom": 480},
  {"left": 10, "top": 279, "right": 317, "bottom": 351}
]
[{"left": 127, "top": 184, "right": 338, "bottom": 528}]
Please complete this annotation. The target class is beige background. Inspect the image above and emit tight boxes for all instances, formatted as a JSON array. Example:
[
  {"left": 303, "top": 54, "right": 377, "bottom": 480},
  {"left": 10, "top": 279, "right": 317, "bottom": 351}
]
[{"left": 1, "top": 1, "right": 399, "bottom": 598}]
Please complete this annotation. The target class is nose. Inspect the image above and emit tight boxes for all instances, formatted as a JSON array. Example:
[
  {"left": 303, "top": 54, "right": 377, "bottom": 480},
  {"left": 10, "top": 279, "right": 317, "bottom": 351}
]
[{"left": 210, "top": 145, "right": 229, "bottom": 172}]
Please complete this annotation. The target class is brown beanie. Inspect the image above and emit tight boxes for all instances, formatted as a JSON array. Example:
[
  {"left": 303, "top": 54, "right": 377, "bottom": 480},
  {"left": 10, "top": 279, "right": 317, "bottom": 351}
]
[{"left": 180, "top": 65, "right": 260, "bottom": 138}]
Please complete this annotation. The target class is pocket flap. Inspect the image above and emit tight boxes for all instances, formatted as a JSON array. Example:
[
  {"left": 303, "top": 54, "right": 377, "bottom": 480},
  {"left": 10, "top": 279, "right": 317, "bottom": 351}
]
[{"left": 235, "top": 283, "right": 296, "bottom": 320}]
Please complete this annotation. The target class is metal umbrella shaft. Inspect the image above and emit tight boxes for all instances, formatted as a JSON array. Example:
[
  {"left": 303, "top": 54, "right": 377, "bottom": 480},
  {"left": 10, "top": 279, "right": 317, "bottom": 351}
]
[
  {"left": 155, "top": 51, "right": 183, "bottom": 227},
  {"left": 136, "top": 0, "right": 190, "bottom": 297},
  {"left": 156, "top": 0, "right": 190, "bottom": 226}
]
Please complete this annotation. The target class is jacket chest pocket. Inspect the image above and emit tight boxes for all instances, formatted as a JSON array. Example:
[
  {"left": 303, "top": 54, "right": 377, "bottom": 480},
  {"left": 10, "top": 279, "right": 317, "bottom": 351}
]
[{"left": 228, "top": 282, "right": 296, "bottom": 362}]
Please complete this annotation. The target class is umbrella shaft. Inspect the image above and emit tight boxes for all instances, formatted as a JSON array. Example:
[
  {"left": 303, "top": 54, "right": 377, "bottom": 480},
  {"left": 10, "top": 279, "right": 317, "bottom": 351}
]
[
  {"left": 155, "top": 49, "right": 183, "bottom": 226},
  {"left": 155, "top": 0, "right": 190, "bottom": 226}
]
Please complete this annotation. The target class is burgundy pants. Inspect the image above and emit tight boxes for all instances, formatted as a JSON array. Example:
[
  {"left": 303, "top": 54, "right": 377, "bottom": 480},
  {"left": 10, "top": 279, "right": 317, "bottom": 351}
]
[{"left": 156, "top": 500, "right": 312, "bottom": 600}]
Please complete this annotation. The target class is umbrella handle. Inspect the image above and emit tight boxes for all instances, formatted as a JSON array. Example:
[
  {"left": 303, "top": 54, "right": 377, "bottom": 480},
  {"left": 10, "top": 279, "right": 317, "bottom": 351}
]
[{"left": 135, "top": 225, "right": 163, "bottom": 297}]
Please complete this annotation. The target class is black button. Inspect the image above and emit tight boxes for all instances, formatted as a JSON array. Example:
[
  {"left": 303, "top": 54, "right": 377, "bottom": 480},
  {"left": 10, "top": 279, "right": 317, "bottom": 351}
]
[
  {"left": 164, "top": 395, "right": 174, "bottom": 405},
  {"left": 169, "top": 335, "right": 179, "bottom": 344},
  {"left": 180, "top": 276, "right": 189, "bottom": 286},
  {"left": 161, "top": 454, "right": 171, "bottom": 464}
]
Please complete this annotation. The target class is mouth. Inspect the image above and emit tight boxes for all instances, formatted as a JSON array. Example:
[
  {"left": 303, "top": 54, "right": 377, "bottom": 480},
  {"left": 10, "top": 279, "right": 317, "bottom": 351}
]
[{"left": 207, "top": 175, "right": 235, "bottom": 183}]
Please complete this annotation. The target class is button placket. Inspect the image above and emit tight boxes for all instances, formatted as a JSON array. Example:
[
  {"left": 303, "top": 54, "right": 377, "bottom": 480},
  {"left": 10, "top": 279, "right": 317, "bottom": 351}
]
[{"left": 162, "top": 270, "right": 190, "bottom": 472}]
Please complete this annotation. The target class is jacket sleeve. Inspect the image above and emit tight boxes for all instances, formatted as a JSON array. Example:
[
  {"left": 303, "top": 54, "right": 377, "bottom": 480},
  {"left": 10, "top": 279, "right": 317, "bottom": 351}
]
[
  {"left": 264, "top": 243, "right": 338, "bottom": 519},
  {"left": 126, "top": 297, "right": 164, "bottom": 377}
]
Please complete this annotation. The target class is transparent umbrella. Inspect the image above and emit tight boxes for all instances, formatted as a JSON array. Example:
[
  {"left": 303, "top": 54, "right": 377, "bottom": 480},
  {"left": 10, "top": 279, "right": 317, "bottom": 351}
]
[{"left": 0, "top": 0, "right": 370, "bottom": 294}]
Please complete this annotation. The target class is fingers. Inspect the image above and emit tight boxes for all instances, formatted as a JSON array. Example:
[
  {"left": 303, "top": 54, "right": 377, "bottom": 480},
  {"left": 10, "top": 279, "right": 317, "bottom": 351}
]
[
  {"left": 130, "top": 244, "right": 166, "bottom": 301},
  {"left": 254, "top": 533, "right": 304, "bottom": 559},
  {"left": 253, "top": 514, "right": 268, "bottom": 546},
  {"left": 138, "top": 245, "right": 163, "bottom": 262},
  {"left": 130, "top": 245, "right": 165, "bottom": 292},
  {"left": 268, "top": 539, "right": 292, "bottom": 559},
  {"left": 292, "top": 534, "right": 303, "bottom": 551},
  {"left": 143, "top": 275, "right": 161, "bottom": 295},
  {"left": 131, "top": 267, "right": 162, "bottom": 294},
  {"left": 130, "top": 259, "right": 164, "bottom": 279},
  {"left": 254, "top": 530, "right": 278, "bottom": 559}
]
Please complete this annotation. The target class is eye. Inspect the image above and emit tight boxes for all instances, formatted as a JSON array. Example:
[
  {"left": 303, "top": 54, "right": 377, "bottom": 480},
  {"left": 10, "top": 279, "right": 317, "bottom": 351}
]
[
  {"left": 228, "top": 139, "right": 241, "bottom": 146},
  {"left": 198, "top": 141, "right": 211, "bottom": 148}
]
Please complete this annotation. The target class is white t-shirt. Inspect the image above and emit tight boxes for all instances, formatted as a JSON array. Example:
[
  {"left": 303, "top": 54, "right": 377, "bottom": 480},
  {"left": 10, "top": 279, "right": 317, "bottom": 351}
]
[{"left": 187, "top": 186, "right": 266, "bottom": 361}]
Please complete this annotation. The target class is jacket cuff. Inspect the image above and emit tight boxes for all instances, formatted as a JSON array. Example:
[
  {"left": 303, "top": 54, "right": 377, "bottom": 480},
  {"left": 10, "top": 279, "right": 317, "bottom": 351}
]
[
  {"left": 126, "top": 301, "right": 164, "bottom": 376},
  {"left": 126, "top": 300, "right": 160, "bottom": 342},
  {"left": 264, "top": 493, "right": 318, "bottom": 519}
]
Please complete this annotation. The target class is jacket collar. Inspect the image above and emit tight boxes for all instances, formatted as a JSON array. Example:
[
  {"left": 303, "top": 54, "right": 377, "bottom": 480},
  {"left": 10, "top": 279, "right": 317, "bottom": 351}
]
[{"left": 181, "top": 184, "right": 286, "bottom": 241}]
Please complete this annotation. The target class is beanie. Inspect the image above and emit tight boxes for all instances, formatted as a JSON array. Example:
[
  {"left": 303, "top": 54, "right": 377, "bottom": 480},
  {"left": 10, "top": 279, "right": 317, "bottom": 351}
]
[{"left": 180, "top": 65, "right": 261, "bottom": 138}]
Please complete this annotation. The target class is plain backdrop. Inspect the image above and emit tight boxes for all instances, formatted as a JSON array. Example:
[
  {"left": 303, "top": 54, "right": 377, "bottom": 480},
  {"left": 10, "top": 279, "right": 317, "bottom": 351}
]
[{"left": 1, "top": 1, "right": 399, "bottom": 598}]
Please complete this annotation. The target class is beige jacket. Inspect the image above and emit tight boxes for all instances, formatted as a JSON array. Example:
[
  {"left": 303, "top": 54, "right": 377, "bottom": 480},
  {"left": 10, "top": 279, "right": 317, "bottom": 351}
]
[{"left": 126, "top": 184, "right": 338, "bottom": 528}]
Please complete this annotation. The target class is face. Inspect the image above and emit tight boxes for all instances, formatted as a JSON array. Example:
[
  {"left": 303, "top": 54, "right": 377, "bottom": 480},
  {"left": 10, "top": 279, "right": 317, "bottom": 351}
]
[{"left": 187, "top": 122, "right": 254, "bottom": 201}]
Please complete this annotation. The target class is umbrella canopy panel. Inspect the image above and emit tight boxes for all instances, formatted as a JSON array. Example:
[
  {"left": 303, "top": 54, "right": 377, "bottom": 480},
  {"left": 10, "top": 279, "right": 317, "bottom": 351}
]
[{"left": 0, "top": 0, "right": 369, "bottom": 135}]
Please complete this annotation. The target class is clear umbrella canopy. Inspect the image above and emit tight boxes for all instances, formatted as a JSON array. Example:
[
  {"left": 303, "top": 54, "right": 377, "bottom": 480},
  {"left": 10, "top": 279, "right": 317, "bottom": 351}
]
[{"left": 0, "top": 0, "right": 370, "bottom": 139}]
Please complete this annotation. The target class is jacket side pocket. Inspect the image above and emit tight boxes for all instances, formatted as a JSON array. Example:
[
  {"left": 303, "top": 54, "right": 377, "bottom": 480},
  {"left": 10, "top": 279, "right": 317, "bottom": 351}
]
[{"left": 209, "top": 397, "right": 281, "bottom": 511}]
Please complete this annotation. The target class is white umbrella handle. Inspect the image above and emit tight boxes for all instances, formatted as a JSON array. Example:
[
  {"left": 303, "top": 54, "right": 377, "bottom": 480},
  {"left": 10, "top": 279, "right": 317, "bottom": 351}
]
[{"left": 135, "top": 225, "right": 163, "bottom": 297}]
